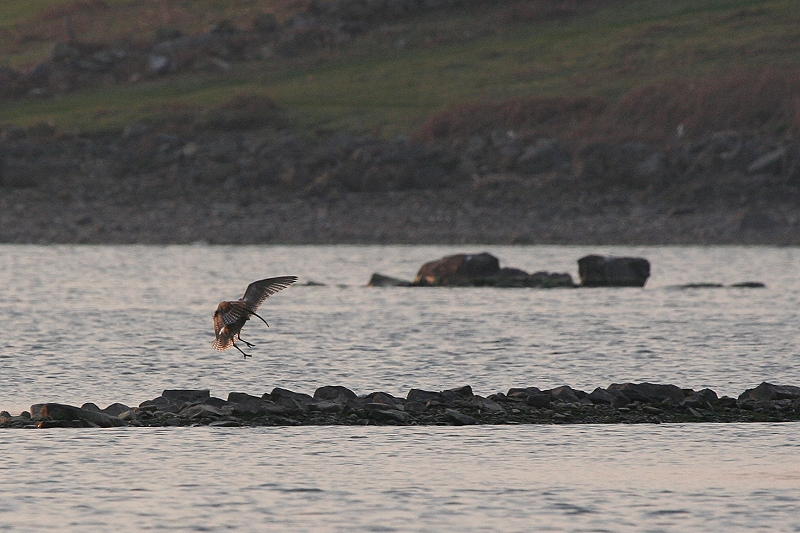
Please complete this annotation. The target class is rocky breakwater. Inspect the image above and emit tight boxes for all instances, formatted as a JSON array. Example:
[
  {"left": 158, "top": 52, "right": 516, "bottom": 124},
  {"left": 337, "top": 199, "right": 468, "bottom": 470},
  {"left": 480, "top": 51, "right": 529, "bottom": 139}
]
[{"left": 3, "top": 382, "right": 800, "bottom": 429}]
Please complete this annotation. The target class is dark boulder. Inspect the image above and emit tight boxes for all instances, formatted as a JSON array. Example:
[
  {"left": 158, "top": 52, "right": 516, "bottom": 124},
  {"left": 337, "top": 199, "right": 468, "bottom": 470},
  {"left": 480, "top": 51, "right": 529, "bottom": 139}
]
[
  {"left": 406, "top": 388, "right": 440, "bottom": 403},
  {"left": 738, "top": 382, "right": 800, "bottom": 402},
  {"left": 506, "top": 386, "right": 551, "bottom": 407},
  {"left": 30, "top": 403, "right": 125, "bottom": 427},
  {"left": 162, "top": 389, "right": 210, "bottom": 403},
  {"left": 362, "top": 391, "right": 404, "bottom": 409},
  {"left": 103, "top": 403, "right": 131, "bottom": 416},
  {"left": 606, "top": 383, "right": 686, "bottom": 405},
  {"left": 314, "top": 385, "right": 358, "bottom": 404},
  {"left": 367, "top": 273, "right": 411, "bottom": 287},
  {"left": 440, "top": 385, "right": 474, "bottom": 404},
  {"left": 547, "top": 385, "right": 586, "bottom": 404},
  {"left": 267, "top": 388, "right": 314, "bottom": 410},
  {"left": 506, "top": 386, "right": 542, "bottom": 400},
  {"left": 413, "top": 252, "right": 499, "bottom": 286},
  {"left": 444, "top": 408, "right": 478, "bottom": 425},
  {"left": 178, "top": 404, "right": 229, "bottom": 419},
  {"left": 587, "top": 387, "right": 615, "bottom": 404},
  {"left": 227, "top": 392, "right": 287, "bottom": 415},
  {"left": 578, "top": 255, "right": 650, "bottom": 287}
]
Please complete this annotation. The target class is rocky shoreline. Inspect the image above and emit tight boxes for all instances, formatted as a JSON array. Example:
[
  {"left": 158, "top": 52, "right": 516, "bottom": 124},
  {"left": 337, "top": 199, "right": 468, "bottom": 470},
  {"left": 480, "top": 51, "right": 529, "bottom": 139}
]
[
  {"left": 3, "top": 382, "right": 800, "bottom": 429},
  {"left": 2, "top": 122, "right": 799, "bottom": 245}
]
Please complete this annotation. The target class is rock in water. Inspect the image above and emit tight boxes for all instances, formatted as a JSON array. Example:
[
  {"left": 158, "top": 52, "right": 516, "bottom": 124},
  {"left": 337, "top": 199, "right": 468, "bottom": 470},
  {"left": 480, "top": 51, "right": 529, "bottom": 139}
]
[
  {"left": 413, "top": 252, "right": 500, "bottom": 286},
  {"left": 30, "top": 403, "right": 125, "bottom": 427},
  {"left": 578, "top": 255, "right": 650, "bottom": 287},
  {"left": 367, "top": 273, "right": 411, "bottom": 287}
]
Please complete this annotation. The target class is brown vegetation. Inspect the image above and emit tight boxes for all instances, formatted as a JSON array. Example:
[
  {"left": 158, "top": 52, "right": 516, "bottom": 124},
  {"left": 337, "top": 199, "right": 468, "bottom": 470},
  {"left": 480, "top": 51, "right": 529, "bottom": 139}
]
[{"left": 416, "top": 68, "right": 800, "bottom": 145}]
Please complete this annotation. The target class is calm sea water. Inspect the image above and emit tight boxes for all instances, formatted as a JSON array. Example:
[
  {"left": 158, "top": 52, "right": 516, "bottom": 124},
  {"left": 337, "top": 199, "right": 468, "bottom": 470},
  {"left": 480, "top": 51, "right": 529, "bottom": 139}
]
[{"left": 1, "top": 245, "right": 799, "bottom": 531}]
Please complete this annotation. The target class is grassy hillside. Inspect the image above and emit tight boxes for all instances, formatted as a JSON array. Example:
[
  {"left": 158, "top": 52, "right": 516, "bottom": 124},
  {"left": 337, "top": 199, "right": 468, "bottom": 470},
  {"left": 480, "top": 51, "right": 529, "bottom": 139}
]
[{"left": 1, "top": 0, "right": 799, "bottom": 136}]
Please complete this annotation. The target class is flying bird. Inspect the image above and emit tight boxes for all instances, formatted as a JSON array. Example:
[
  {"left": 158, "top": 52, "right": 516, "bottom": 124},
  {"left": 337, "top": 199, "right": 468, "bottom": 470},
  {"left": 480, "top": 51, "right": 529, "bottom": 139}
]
[{"left": 212, "top": 276, "right": 298, "bottom": 358}]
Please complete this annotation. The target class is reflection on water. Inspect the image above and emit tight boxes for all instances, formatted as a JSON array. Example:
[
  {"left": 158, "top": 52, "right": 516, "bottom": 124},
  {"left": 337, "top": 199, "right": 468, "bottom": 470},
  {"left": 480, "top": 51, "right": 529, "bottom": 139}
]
[
  {"left": 1, "top": 245, "right": 799, "bottom": 531},
  {"left": 1, "top": 424, "right": 799, "bottom": 531}
]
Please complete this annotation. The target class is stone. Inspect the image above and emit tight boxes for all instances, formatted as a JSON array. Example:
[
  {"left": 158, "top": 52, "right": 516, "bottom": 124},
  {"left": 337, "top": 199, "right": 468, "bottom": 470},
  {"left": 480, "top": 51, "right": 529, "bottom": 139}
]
[
  {"left": 439, "top": 385, "right": 473, "bottom": 403},
  {"left": 314, "top": 385, "right": 358, "bottom": 403},
  {"left": 147, "top": 54, "right": 171, "bottom": 74},
  {"left": 444, "top": 408, "right": 478, "bottom": 425},
  {"left": 227, "top": 392, "right": 287, "bottom": 415},
  {"left": 578, "top": 255, "right": 650, "bottom": 287},
  {"left": 367, "top": 273, "right": 411, "bottom": 287},
  {"left": 413, "top": 252, "right": 500, "bottom": 286},
  {"left": 178, "top": 404, "right": 228, "bottom": 419},
  {"left": 515, "top": 138, "right": 570, "bottom": 174},
  {"left": 475, "top": 397, "right": 504, "bottom": 413},
  {"left": 162, "top": 390, "right": 210, "bottom": 403},
  {"left": 102, "top": 403, "right": 131, "bottom": 416},
  {"left": 202, "top": 397, "right": 229, "bottom": 408},
  {"left": 117, "top": 409, "right": 140, "bottom": 421},
  {"left": 506, "top": 387, "right": 542, "bottom": 400},
  {"left": 81, "top": 402, "right": 101, "bottom": 412},
  {"left": 368, "top": 409, "right": 411, "bottom": 424},
  {"left": 362, "top": 392, "right": 404, "bottom": 408},
  {"left": 747, "top": 147, "right": 786, "bottom": 174},
  {"left": 738, "top": 382, "right": 800, "bottom": 402},
  {"left": 607, "top": 383, "right": 686, "bottom": 405},
  {"left": 30, "top": 403, "right": 125, "bottom": 428},
  {"left": 139, "top": 396, "right": 181, "bottom": 413},
  {"left": 587, "top": 387, "right": 615, "bottom": 404},
  {"left": 526, "top": 392, "right": 552, "bottom": 408},
  {"left": 268, "top": 388, "right": 314, "bottom": 410},
  {"left": 548, "top": 385, "right": 585, "bottom": 403},
  {"left": 407, "top": 389, "right": 440, "bottom": 402}
]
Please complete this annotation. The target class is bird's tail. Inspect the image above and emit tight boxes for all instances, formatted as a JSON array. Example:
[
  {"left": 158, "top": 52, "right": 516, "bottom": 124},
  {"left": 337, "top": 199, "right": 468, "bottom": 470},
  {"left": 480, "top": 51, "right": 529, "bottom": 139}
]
[{"left": 212, "top": 337, "right": 233, "bottom": 351}]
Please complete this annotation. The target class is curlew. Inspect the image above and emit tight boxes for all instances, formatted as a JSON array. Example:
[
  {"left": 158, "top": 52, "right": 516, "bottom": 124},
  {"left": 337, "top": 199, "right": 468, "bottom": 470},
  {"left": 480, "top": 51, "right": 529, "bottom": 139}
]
[{"left": 212, "top": 276, "right": 298, "bottom": 358}]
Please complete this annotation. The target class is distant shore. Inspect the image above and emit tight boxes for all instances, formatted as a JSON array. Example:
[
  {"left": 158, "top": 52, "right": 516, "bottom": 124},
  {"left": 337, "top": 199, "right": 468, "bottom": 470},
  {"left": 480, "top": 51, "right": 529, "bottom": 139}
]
[{"left": 4, "top": 382, "right": 800, "bottom": 428}]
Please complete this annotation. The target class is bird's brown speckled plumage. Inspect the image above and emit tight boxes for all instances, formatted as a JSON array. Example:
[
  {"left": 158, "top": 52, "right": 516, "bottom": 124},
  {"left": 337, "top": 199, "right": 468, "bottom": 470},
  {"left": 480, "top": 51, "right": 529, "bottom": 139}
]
[{"left": 213, "top": 276, "right": 297, "bottom": 358}]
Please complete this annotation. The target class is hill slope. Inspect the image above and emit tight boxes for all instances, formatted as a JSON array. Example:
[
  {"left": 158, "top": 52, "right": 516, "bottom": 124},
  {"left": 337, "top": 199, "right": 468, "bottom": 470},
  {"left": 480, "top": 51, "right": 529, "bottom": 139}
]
[{"left": 0, "top": 0, "right": 798, "bottom": 244}]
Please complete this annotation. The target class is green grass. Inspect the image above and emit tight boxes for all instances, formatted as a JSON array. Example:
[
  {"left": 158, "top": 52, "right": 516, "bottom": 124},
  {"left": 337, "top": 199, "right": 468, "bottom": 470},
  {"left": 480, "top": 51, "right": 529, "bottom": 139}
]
[{"left": 2, "top": 0, "right": 798, "bottom": 135}]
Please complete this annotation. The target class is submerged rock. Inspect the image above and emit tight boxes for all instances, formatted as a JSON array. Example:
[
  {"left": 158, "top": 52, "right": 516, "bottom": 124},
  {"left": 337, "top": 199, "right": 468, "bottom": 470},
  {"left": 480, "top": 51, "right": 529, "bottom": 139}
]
[{"left": 367, "top": 273, "right": 412, "bottom": 286}]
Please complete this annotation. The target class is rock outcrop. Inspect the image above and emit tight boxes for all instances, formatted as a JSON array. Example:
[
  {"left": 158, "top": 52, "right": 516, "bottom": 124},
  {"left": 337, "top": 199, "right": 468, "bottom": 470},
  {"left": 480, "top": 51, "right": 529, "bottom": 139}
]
[
  {"left": 578, "top": 255, "right": 650, "bottom": 287},
  {"left": 412, "top": 252, "right": 575, "bottom": 287}
]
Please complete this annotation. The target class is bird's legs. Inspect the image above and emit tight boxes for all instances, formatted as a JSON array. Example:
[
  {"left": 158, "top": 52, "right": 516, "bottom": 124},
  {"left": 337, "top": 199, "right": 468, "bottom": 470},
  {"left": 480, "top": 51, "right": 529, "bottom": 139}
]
[
  {"left": 237, "top": 333, "right": 255, "bottom": 348},
  {"left": 232, "top": 341, "right": 251, "bottom": 359}
]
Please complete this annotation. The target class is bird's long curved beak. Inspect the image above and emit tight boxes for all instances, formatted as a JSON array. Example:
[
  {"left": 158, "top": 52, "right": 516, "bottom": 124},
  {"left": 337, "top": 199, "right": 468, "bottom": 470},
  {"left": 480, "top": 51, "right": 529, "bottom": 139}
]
[{"left": 250, "top": 310, "right": 269, "bottom": 327}]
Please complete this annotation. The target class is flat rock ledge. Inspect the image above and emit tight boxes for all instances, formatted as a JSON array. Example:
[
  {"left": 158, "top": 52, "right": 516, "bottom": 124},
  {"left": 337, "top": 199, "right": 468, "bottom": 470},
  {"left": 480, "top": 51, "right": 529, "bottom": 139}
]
[{"left": 3, "top": 382, "right": 800, "bottom": 429}]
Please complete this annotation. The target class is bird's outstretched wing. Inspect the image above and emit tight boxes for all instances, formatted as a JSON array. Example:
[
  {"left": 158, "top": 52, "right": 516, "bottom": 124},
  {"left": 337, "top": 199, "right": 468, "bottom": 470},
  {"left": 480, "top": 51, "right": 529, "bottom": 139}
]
[
  {"left": 214, "top": 301, "right": 250, "bottom": 330},
  {"left": 242, "top": 276, "right": 298, "bottom": 311}
]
